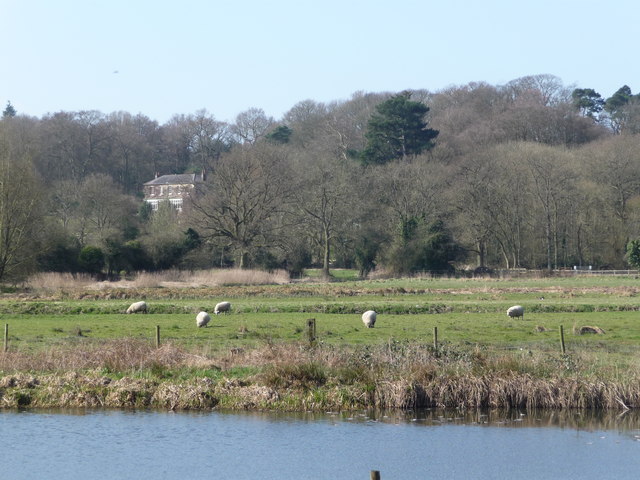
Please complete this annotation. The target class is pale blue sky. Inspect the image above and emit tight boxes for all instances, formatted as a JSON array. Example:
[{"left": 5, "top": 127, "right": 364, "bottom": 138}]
[{"left": 3, "top": 0, "right": 639, "bottom": 124}]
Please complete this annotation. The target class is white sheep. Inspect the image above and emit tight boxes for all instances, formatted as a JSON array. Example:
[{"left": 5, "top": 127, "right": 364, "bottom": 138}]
[
  {"left": 214, "top": 301, "right": 231, "bottom": 315},
  {"left": 362, "top": 310, "right": 377, "bottom": 328},
  {"left": 196, "top": 311, "right": 211, "bottom": 328},
  {"left": 507, "top": 305, "right": 524, "bottom": 320},
  {"left": 126, "top": 301, "right": 148, "bottom": 314}
]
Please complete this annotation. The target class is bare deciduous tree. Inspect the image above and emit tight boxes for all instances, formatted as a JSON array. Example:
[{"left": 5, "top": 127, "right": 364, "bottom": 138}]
[
  {"left": 191, "top": 144, "right": 293, "bottom": 267},
  {"left": 292, "top": 151, "right": 355, "bottom": 277},
  {"left": 0, "top": 131, "right": 44, "bottom": 281},
  {"left": 231, "top": 108, "right": 274, "bottom": 145}
]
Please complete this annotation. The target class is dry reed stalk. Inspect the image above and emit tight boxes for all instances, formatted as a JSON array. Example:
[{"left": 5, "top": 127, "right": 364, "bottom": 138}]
[
  {"left": 27, "top": 272, "right": 97, "bottom": 290},
  {"left": 27, "top": 268, "right": 290, "bottom": 292},
  {"left": 0, "top": 339, "right": 213, "bottom": 372},
  {"left": 188, "top": 268, "right": 290, "bottom": 286},
  {"left": 131, "top": 271, "right": 176, "bottom": 288}
]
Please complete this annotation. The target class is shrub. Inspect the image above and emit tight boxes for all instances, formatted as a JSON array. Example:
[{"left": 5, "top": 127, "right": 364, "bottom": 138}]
[
  {"left": 261, "top": 362, "right": 327, "bottom": 389},
  {"left": 78, "top": 246, "right": 105, "bottom": 274}
]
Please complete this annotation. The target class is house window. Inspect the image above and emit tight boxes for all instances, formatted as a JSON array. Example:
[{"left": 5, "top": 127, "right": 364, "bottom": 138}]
[
  {"left": 170, "top": 198, "right": 183, "bottom": 211},
  {"left": 147, "top": 200, "right": 160, "bottom": 211}
]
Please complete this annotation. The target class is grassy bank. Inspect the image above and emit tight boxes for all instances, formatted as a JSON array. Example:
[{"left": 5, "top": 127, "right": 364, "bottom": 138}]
[
  {"left": 1, "top": 273, "right": 640, "bottom": 411},
  {"left": 2, "top": 339, "right": 639, "bottom": 411}
]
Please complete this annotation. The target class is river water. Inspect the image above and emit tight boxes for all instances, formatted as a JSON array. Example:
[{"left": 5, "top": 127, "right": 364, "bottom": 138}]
[{"left": 1, "top": 408, "right": 639, "bottom": 479}]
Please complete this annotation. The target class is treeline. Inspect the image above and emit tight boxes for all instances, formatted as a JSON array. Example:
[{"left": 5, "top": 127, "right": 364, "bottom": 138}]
[{"left": 2, "top": 74, "right": 640, "bottom": 282}]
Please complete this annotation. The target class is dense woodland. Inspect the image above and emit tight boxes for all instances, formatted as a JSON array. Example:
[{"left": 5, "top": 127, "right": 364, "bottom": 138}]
[{"left": 2, "top": 74, "right": 640, "bottom": 282}]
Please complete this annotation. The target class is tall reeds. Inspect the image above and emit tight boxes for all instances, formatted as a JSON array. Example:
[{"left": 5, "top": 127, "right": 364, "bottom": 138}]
[
  {"left": 26, "top": 268, "right": 291, "bottom": 291},
  {"left": 2, "top": 340, "right": 639, "bottom": 411}
]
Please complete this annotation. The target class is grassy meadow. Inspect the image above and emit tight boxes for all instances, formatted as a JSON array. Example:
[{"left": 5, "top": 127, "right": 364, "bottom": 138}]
[{"left": 1, "top": 270, "right": 640, "bottom": 411}]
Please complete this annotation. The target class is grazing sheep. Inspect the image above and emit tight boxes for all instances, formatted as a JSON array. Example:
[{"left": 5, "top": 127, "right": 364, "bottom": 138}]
[
  {"left": 196, "top": 311, "right": 211, "bottom": 328},
  {"left": 362, "top": 310, "right": 377, "bottom": 328},
  {"left": 214, "top": 301, "right": 231, "bottom": 315},
  {"left": 126, "top": 301, "right": 148, "bottom": 314},
  {"left": 507, "top": 305, "right": 524, "bottom": 320}
]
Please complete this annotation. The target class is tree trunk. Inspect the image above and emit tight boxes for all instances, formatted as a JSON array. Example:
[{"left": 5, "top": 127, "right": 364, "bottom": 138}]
[
  {"left": 239, "top": 251, "right": 248, "bottom": 269},
  {"left": 477, "top": 239, "right": 486, "bottom": 268},
  {"left": 545, "top": 212, "right": 553, "bottom": 270},
  {"left": 322, "top": 225, "right": 331, "bottom": 277},
  {"left": 498, "top": 241, "right": 510, "bottom": 269}
]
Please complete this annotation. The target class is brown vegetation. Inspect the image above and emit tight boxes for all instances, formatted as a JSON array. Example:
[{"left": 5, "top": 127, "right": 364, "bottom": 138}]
[
  {"left": 27, "top": 269, "right": 291, "bottom": 292},
  {"left": 577, "top": 326, "right": 606, "bottom": 335},
  {"left": 1, "top": 339, "right": 638, "bottom": 411}
]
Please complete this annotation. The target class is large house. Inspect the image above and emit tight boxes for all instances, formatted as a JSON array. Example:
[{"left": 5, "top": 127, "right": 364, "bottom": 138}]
[{"left": 143, "top": 172, "right": 205, "bottom": 212}]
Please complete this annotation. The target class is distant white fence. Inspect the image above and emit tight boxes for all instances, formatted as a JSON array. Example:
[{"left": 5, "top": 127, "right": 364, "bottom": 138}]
[
  {"left": 493, "top": 268, "right": 640, "bottom": 278},
  {"left": 567, "top": 269, "right": 640, "bottom": 276}
]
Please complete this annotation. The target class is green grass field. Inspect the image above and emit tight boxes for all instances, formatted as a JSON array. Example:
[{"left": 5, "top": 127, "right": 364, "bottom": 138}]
[
  {"left": 3, "top": 274, "right": 640, "bottom": 411},
  {"left": 2, "top": 274, "right": 640, "bottom": 355}
]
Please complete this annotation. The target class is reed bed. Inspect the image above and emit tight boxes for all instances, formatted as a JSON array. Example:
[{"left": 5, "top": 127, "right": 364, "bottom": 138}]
[
  {"left": 27, "top": 268, "right": 291, "bottom": 292},
  {"left": 1, "top": 339, "right": 639, "bottom": 411},
  {"left": 26, "top": 272, "right": 98, "bottom": 290},
  {"left": 132, "top": 268, "right": 291, "bottom": 288}
]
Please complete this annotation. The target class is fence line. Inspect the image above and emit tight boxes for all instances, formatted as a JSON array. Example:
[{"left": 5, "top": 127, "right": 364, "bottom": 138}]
[
  {"left": 569, "top": 269, "right": 640, "bottom": 276},
  {"left": 397, "top": 268, "right": 640, "bottom": 279}
]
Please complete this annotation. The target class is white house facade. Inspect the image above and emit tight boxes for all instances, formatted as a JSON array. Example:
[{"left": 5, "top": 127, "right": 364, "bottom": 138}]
[{"left": 143, "top": 172, "right": 205, "bottom": 212}]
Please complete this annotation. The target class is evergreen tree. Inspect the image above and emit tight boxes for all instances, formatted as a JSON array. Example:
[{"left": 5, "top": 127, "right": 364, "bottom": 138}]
[
  {"left": 604, "top": 85, "right": 640, "bottom": 133},
  {"left": 265, "top": 125, "right": 292, "bottom": 144},
  {"left": 78, "top": 246, "right": 105, "bottom": 274},
  {"left": 626, "top": 239, "right": 640, "bottom": 268},
  {"left": 361, "top": 92, "right": 438, "bottom": 165},
  {"left": 571, "top": 88, "right": 604, "bottom": 119},
  {"left": 605, "top": 85, "right": 633, "bottom": 114},
  {"left": 2, "top": 101, "right": 16, "bottom": 118}
]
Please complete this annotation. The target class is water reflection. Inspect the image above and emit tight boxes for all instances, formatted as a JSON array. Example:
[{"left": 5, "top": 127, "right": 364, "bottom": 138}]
[
  {"left": 222, "top": 407, "right": 640, "bottom": 435},
  {"left": 2, "top": 408, "right": 639, "bottom": 480},
  {"left": 21, "top": 406, "right": 640, "bottom": 430}
]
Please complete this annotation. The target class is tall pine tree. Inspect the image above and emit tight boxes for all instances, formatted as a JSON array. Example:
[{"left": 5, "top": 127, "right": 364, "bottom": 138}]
[
  {"left": 2, "top": 101, "right": 16, "bottom": 118},
  {"left": 361, "top": 92, "right": 438, "bottom": 165}
]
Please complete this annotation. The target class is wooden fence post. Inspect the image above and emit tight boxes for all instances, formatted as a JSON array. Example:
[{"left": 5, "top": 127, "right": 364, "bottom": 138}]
[
  {"left": 559, "top": 325, "right": 566, "bottom": 354},
  {"left": 433, "top": 326, "right": 438, "bottom": 354},
  {"left": 3, "top": 323, "right": 7, "bottom": 353},
  {"left": 370, "top": 471, "right": 381, "bottom": 480},
  {"left": 155, "top": 325, "right": 161, "bottom": 348},
  {"left": 306, "top": 318, "right": 316, "bottom": 345}
]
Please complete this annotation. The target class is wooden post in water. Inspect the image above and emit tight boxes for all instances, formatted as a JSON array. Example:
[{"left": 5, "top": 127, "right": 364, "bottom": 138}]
[
  {"left": 433, "top": 326, "right": 438, "bottom": 354},
  {"left": 370, "top": 471, "right": 381, "bottom": 480},
  {"left": 559, "top": 325, "right": 566, "bottom": 354},
  {"left": 306, "top": 318, "right": 316, "bottom": 345},
  {"left": 3, "top": 323, "right": 7, "bottom": 353},
  {"left": 155, "top": 325, "right": 161, "bottom": 348}
]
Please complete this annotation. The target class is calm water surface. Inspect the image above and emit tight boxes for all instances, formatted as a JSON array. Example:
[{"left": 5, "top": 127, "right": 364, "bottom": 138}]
[{"left": 1, "top": 408, "right": 639, "bottom": 479}]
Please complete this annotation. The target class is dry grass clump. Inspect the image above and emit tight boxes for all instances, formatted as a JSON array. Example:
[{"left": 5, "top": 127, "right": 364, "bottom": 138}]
[
  {"left": 188, "top": 268, "right": 290, "bottom": 286},
  {"left": 131, "top": 268, "right": 290, "bottom": 288},
  {"left": 130, "top": 270, "right": 189, "bottom": 288},
  {"left": 27, "top": 272, "right": 97, "bottom": 291},
  {"left": 0, "top": 339, "right": 216, "bottom": 373},
  {"left": 25, "top": 268, "right": 291, "bottom": 292}
]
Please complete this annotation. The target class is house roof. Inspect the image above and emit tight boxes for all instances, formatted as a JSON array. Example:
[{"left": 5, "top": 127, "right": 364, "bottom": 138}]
[{"left": 144, "top": 173, "right": 204, "bottom": 186}]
